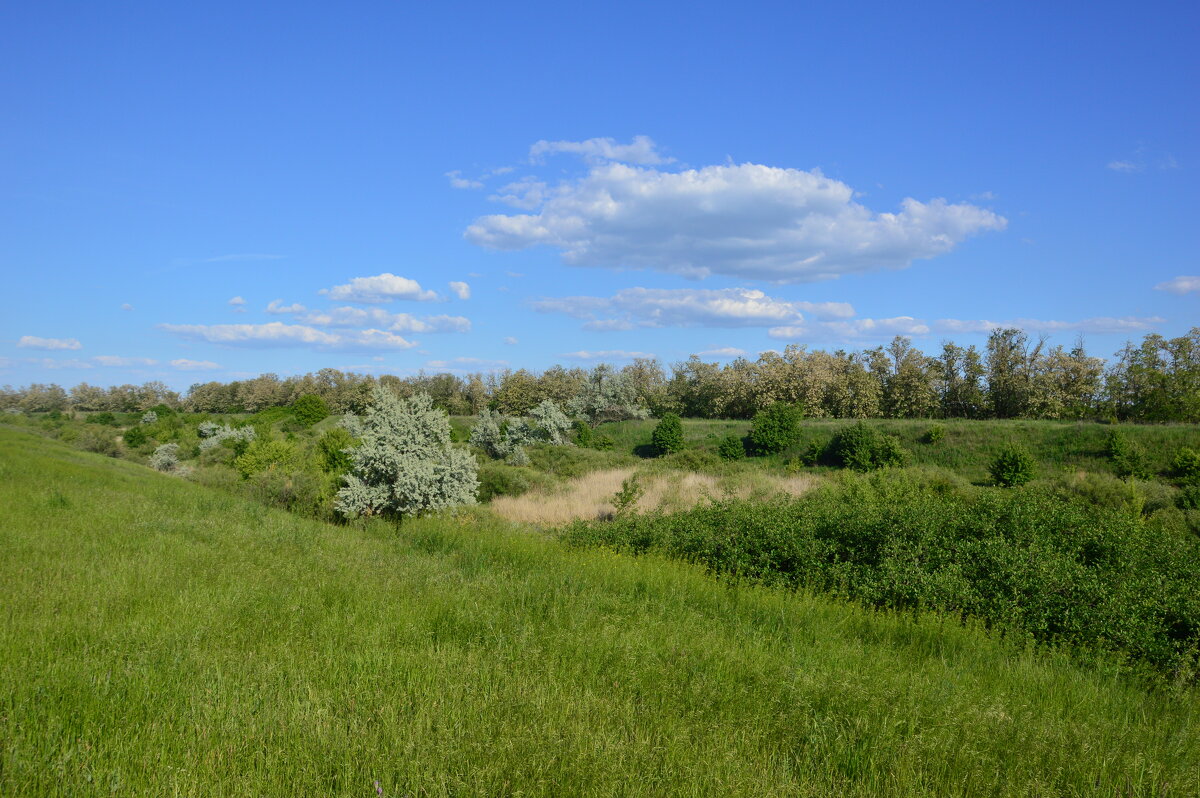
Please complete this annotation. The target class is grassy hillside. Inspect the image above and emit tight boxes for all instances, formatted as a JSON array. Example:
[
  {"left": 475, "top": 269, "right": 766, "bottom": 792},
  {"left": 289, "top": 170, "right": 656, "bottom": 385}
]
[{"left": 2, "top": 428, "right": 1199, "bottom": 796}]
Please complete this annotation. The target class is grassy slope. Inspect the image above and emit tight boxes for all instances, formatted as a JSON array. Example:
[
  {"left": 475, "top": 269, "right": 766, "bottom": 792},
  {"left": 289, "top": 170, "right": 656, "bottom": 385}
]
[{"left": 1, "top": 428, "right": 1198, "bottom": 797}]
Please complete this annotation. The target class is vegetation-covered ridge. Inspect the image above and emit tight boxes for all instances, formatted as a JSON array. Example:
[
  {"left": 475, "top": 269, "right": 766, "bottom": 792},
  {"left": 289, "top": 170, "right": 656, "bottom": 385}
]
[
  {"left": 5, "top": 326, "right": 1200, "bottom": 422},
  {"left": 2, "top": 427, "right": 1199, "bottom": 796}
]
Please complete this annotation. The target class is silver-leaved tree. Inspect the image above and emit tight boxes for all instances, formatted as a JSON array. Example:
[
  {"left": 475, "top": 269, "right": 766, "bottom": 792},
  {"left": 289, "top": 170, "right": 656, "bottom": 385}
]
[{"left": 336, "top": 386, "right": 478, "bottom": 519}]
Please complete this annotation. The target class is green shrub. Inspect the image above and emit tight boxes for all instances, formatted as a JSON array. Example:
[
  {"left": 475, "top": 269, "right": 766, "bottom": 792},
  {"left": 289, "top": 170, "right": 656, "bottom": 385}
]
[
  {"left": 234, "top": 439, "right": 299, "bottom": 479},
  {"left": 989, "top": 444, "right": 1036, "bottom": 487},
  {"left": 828, "top": 422, "right": 907, "bottom": 471},
  {"left": 748, "top": 402, "right": 803, "bottom": 455},
  {"left": 149, "top": 443, "right": 182, "bottom": 473},
  {"left": 245, "top": 467, "right": 336, "bottom": 519},
  {"left": 316, "top": 426, "right": 356, "bottom": 474},
  {"left": 1172, "top": 447, "right": 1200, "bottom": 484},
  {"left": 611, "top": 474, "right": 644, "bottom": 515},
  {"left": 290, "top": 394, "right": 330, "bottom": 428},
  {"left": 716, "top": 434, "right": 746, "bottom": 461},
  {"left": 75, "top": 428, "right": 119, "bottom": 457},
  {"left": 122, "top": 426, "right": 148, "bottom": 448},
  {"left": 560, "top": 475, "right": 1200, "bottom": 683},
  {"left": 1178, "top": 485, "right": 1200, "bottom": 511},
  {"left": 923, "top": 424, "right": 945, "bottom": 444},
  {"left": 1105, "top": 430, "right": 1151, "bottom": 480},
  {"left": 660, "top": 449, "right": 723, "bottom": 473},
  {"left": 650, "top": 413, "right": 684, "bottom": 456},
  {"left": 89, "top": 412, "right": 118, "bottom": 427},
  {"left": 476, "top": 462, "right": 532, "bottom": 502}
]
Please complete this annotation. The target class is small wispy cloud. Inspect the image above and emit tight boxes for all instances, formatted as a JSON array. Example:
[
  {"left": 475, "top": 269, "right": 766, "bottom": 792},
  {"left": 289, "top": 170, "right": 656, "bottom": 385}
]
[
  {"left": 320, "top": 273, "right": 440, "bottom": 303},
  {"left": 1154, "top": 275, "right": 1200, "bottom": 295},
  {"left": 120, "top": 303, "right": 134, "bottom": 311},
  {"left": 425, "top": 356, "right": 509, "bottom": 370},
  {"left": 93, "top": 355, "right": 158, "bottom": 367},
  {"left": 449, "top": 281, "right": 471, "bottom": 300},
  {"left": 562, "top": 349, "right": 654, "bottom": 361},
  {"left": 17, "top": 336, "right": 82, "bottom": 351},
  {"left": 529, "top": 135, "right": 673, "bottom": 165},
  {"left": 228, "top": 296, "right": 246, "bottom": 312},
  {"left": 266, "top": 299, "right": 307, "bottom": 314},
  {"left": 1106, "top": 160, "right": 1141, "bottom": 173},
  {"left": 171, "top": 358, "right": 221, "bottom": 370},
  {"left": 446, "top": 170, "right": 484, "bottom": 190},
  {"left": 698, "top": 346, "right": 748, "bottom": 358},
  {"left": 159, "top": 322, "right": 419, "bottom": 351},
  {"left": 503, "top": 336, "right": 519, "bottom": 345}
]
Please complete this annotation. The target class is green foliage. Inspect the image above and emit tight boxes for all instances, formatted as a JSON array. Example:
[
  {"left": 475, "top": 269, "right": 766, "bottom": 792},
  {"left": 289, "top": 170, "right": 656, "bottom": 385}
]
[
  {"left": 75, "top": 427, "right": 119, "bottom": 457},
  {"left": 1178, "top": 485, "right": 1200, "bottom": 510},
  {"left": 611, "top": 474, "right": 644, "bottom": 515},
  {"left": 573, "top": 421, "right": 614, "bottom": 450},
  {"left": 923, "top": 424, "right": 945, "bottom": 444},
  {"left": 1106, "top": 430, "right": 1152, "bottom": 480},
  {"left": 650, "top": 413, "right": 684, "bottom": 456},
  {"left": 122, "top": 425, "right": 148, "bottom": 448},
  {"left": 336, "top": 387, "right": 478, "bottom": 519},
  {"left": 828, "top": 422, "right": 907, "bottom": 471},
  {"left": 290, "top": 394, "right": 330, "bottom": 428},
  {"left": 563, "top": 473, "right": 1200, "bottom": 683},
  {"left": 989, "top": 443, "right": 1036, "bottom": 487},
  {"left": 234, "top": 439, "right": 299, "bottom": 479},
  {"left": 567, "top": 364, "right": 650, "bottom": 426},
  {"left": 527, "top": 399, "right": 573, "bottom": 445},
  {"left": 748, "top": 402, "right": 803, "bottom": 455},
  {"left": 89, "top": 411, "right": 118, "bottom": 426},
  {"left": 140, "top": 410, "right": 158, "bottom": 425},
  {"left": 716, "top": 434, "right": 746, "bottom": 461},
  {"left": 1172, "top": 447, "right": 1200, "bottom": 484},
  {"left": 316, "top": 426, "right": 356, "bottom": 474},
  {"left": 475, "top": 462, "right": 533, "bottom": 502}
]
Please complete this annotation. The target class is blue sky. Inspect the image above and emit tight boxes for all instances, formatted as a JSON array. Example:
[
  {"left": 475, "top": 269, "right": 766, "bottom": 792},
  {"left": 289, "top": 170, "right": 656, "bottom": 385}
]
[{"left": 3, "top": 0, "right": 1197, "bottom": 390}]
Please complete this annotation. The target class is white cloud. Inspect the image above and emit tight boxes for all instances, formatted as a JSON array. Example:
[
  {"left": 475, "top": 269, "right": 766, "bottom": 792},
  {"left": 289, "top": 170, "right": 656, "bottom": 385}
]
[
  {"left": 1154, "top": 275, "right": 1200, "bottom": 295},
  {"left": 532, "top": 287, "right": 855, "bottom": 330},
  {"left": 562, "top": 349, "right": 654, "bottom": 361},
  {"left": 698, "top": 347, "right": 748, "bottom": 358},
  {"left": 529, "top": 135, "right": 672, "bottom": 165},
  {"left": 449, "top": 281, "right": 471, "bottom": 300},
  {"left": 278, "top": 305, "right": 469, "bottom": 333},
  {"left": 446, "top": 170, "right": 484, "bottom": 190},
  {"left": 1107, "top": 160, "right": 1141, "bottom": 173},
  {"left": 933, "top": 316, "right": 1164, "bottom": 334},
  {"left": 159, "top": 322, "right": 418, "bottom": 350},
  {"left": 466, "top": 160, "right": 1006, "bottom": 282},
  {"left": 17, "top": 336, "right": 82, "bottom": 351},
  {"left": 503, "top": 336, "right": 519, "bottom": 345},
  {"left": 769, "top": 316, "right": 931, "bottom": 340},
  {"left": 489, "top": 177, "right": 550, "bottom": 210},
  {"left": 266, "top": 299, "right": 307, "bottom": 314},
  {"left": 229, "top": 296, "right": 246, "bottom": 312},
  {"left": 425, "top": 356, "right": 509, "bottom": 370},
  {"left": 121, "top": 303, "right": 134, "bottom": 311},
  {"left": 93, "top": 355, "right": 158, "bottom": 367},
  {"left": 170, "top": 359, "right": 221, "bottom": 371},
  {"left": 27, "top": 357, "right": 92, "bottom": 369},
  {"left": 320, "top": 273, "right": 440, "bottom": 303}
]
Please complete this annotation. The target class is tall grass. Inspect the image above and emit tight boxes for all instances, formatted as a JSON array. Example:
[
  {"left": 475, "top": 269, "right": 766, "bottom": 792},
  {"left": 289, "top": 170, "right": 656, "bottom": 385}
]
[{"left": 2, "top": 428, "right": 1199, "bottom": 795}]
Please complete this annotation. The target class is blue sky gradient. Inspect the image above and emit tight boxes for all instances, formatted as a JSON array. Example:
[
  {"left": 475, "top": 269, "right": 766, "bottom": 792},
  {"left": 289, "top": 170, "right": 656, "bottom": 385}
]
[{"left": 3, "top": 1, "right": 1197, "bottom": 388}]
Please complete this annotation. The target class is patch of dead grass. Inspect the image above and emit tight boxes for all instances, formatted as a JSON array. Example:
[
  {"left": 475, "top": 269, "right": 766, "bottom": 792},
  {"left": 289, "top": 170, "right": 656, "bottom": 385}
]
[{"left": 488, "top": 468, "right": 818, "bottom": 526}]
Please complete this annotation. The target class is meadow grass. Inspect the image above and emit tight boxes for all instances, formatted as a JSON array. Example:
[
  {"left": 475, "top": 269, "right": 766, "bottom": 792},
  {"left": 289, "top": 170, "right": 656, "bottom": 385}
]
[{"left": 2, "top": 427, "right": 1199, "bottom": 796}]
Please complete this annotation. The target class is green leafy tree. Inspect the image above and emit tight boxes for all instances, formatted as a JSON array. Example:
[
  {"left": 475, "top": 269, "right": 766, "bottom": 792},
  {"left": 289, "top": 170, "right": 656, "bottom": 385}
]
[
  {"left": 317, "top": 426, "right": 357, "bottom": 474},
  {"left": 650, "top": 413, "right": 684, "bottom": 455},
  {"left": 291, "top": 394, "right": 330, "bottom": 427},
  {"left": 748, "top": 402, "right": 803, "bottom": 455},
  {"left": 568, "top": 364, "right": 650, "bottom": 426},
  {"left": 828, "top": 422, "right": 907, "bottom": 471},
  {"left": 235, "top": 439, "right": 299, "bottom": 478},
  {"left": 989, "top": 444, "right": 1036, "bottom": 487},
  {"left": 336, "top": 387, "right": 477, "bottom": 519}
]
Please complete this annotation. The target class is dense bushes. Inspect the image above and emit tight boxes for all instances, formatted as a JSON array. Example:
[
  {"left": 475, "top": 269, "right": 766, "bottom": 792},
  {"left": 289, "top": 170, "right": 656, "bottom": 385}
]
[
  {"left": 827, "top": 422, "right": 906, "bottom": 471},
  {"left": 1106, "top": 430, "right": 1151, "bottom": 479},
  {"left": 748, "top": 402, "right": 803, "bottom": 455},
  {"left": 561, "top": 473, "right": 1200, "bottom": 683},
  {"left": 290, "top": 394, "right": 329, "bottom": 427},
  {"left": 650, "top": 413, "right": 684, "bottom": 455},
  {"left": 989, "top": 443, "right": 1036, "bottom": 487}
]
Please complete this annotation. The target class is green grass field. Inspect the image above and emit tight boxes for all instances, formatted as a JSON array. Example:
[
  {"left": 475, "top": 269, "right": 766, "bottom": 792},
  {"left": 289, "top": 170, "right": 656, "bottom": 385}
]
[{"left": 2, "top": 427, "right": 1199, "bottom": 795}]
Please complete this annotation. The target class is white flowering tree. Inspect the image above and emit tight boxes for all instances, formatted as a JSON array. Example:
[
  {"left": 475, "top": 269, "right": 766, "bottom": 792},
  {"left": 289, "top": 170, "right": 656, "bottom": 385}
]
[
  {"left": 568, "top": 364, "right": 650, "bottom": 427},
  {"left": 336, "top": 386, "right": 477, "bottom": 519}
]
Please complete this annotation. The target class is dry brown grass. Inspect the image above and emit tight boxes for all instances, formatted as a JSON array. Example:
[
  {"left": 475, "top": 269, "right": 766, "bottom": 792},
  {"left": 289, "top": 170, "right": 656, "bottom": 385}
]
[{"left": 488, "top": 468, "right": 818, "bottom": 525}]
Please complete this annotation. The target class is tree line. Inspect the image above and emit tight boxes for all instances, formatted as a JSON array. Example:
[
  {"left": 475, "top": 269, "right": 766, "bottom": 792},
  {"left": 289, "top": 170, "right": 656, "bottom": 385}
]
[{"left": 3, "top": 327, "right": 1198, "bottom": 423}]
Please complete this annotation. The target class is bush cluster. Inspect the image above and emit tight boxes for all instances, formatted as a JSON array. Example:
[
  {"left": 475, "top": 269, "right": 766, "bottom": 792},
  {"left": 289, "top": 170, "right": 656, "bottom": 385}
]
[
  {"left": 561, "top": 473, "right": 1200, "bottom": 683},
  {"left": 650, "top": 413, "right": 684, "bottom": 456},
  {"left": 989, "top": 443, "right": 1036, "bottom": 487},
  {"left": 1105, "top": 430, "right": 1151, "bottom": 480},
  {"left": 748, "top": 402, "right": 803, "bottom": 455},
  {"left": 827, "top": 422, "right": 906, "bottom": 471}
]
